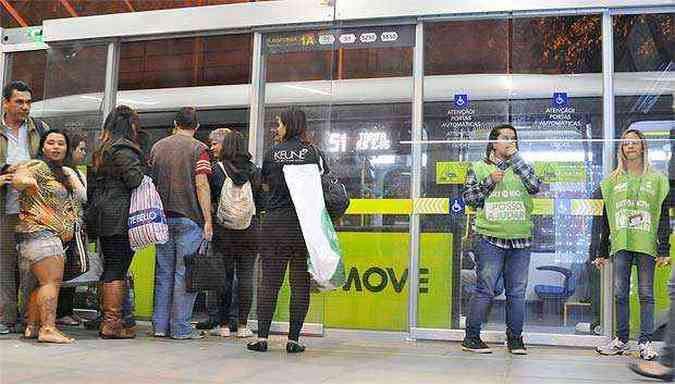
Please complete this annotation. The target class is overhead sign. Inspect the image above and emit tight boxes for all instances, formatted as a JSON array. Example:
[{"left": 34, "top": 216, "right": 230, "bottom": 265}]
[{"left": 264, "top": 25, "right": 415, "bottom": 54}]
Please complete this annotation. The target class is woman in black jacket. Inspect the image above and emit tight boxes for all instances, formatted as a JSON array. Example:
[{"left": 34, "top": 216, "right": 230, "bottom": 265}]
[
  {"left": 90, "top": 105, "right": 144, "bottom": 339},
  {"left": 208, "top": 129, "right": 260, "bottom": 338},
  {"left": 247, "top": 107, "right": 327, "bottom": 353}
]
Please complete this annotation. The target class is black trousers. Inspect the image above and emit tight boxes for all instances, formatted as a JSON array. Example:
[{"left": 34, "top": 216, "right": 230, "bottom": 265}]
[
  {"left": 100, "top": 235, "right": 135, "bottom": 282},
  {"left": 256, "top": 209, "right": 310, "bottom": 340},
  {"left": 210, "top": 221, "right": 257, "bottom": 327},
  {"left": 56, "top": 287, "right": 75, "bottom": 318}
]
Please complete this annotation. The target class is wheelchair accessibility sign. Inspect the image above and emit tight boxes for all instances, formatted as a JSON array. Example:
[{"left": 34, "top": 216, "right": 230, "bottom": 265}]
[
  {"left": 552, "top": 92, "right": 569, "bottom": 107},
  {"left": 451, "top": 198, "right": 465, "bottom": 215},
  {"left": 454, "top": 94, "right": 469, "bottom": 109}
]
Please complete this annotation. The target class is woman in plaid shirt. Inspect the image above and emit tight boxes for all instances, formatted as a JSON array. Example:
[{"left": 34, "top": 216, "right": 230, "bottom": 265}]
[{"left": 461, "top": 124, "right": 541, "bottom": 355}]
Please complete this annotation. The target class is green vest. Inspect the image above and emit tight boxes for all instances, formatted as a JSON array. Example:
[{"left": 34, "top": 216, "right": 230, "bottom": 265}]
[
  {"left": 600, "top": 169, "right": 669, "bottom": 257},
  {"left": 473, "top": 161, "right": 534, "bottom": 239}
]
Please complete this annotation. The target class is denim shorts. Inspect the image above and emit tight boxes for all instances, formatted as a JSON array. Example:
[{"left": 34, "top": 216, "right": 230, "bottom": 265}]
[{"left": 18, "top": 231, "right": 65, "bottom": 266}]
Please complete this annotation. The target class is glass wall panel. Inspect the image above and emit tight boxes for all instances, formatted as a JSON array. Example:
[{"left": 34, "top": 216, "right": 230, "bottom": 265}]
[
  {"left": 31, "top": 44, "right": 107, "bottom": 155},
  {"left": 255, "top": 29, "right": 336, "bottom": 333},
  {"left": 419, "top": 15, "right": 605, "bottom": 336},
  {"left": 5, "top": 50, "right": 47, "bottom": 102},
  {"left": 612, "top": 13, "right": 673, "bottom": 343},
  {"left": 118, "top": 35, "right": 253, "bottom": 319},
  {"left": 260, "top": 26, "right": 415, "bottom": 332}
]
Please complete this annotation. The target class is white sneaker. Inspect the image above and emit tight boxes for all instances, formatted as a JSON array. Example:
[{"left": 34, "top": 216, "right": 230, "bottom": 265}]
[
  {"left": 639, "top": 341, "right": 658, "bottom": 361},
  {"left": 209, "top": 326, "right": 231, "bottom": 337},
  {"left": 237, "top": 327, "right": 254, "bottom": 338},
  {"left": 596, "top": 337, "right": 630, "bottom": 356}
]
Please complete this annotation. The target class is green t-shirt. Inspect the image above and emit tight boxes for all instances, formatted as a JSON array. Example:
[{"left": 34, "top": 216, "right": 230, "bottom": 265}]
[
  {"left": 473, "top": 161, "right": 534, "bottom": 239},
  {"left": 600, "top": 169, "right": 669, "bottom": 257}
]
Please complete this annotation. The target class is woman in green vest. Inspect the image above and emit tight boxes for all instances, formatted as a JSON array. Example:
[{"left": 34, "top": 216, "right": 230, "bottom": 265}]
[
  {"left": 461, "top": 124, "right": 542, "bottom": 355},
  {"left": 592, "top": 128, "right": 671, "bottom": 361}
]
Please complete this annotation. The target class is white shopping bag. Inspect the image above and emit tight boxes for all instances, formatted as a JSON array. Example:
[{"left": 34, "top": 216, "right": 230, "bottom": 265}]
[
  {"left": 128, "top": 176, "right": 169, "bottom": 251},
  {"left": 283, "top": 164, "right": 345, "bottom": 292}
]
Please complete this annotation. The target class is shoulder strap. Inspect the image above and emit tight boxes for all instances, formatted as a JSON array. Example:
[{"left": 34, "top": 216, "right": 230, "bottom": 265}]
[
  {"left": 73, "top": 168, "right": 86, "bottom": 187},
  {"left": 311, "top": 144, "right": 325, "bottom": 175},
  {"left": 218, "top": 161, "right": 228, "bottom": 179},
  {"left": 32, "top": 118, "right": 47, "bottom": 136}
]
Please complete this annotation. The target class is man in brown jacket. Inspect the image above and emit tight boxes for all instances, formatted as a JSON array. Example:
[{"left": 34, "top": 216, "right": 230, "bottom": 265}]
[
  {"left": 150, "top": 107, "right": 213, "bottom": 339},
  {"left": 0, "top": 80, "right": 47, "bottom": 334}
]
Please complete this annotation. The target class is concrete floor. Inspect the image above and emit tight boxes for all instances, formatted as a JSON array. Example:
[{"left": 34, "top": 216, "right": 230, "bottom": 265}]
[{"left": 0, "top": 324, "right": 656, "bottom": 384}]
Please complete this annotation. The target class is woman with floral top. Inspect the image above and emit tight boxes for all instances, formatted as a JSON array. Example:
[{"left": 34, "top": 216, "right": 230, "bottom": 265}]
[{"left": 11, "top": 129, "right": 85, "bottom": 343}]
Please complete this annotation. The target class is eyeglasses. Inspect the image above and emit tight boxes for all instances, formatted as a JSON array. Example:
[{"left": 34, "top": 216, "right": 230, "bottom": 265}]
[{"left": 621, "top": 140, "right": 640, "bottom": 147}]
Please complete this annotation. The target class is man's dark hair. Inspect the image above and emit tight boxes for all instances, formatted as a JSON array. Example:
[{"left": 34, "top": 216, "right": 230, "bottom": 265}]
[
  {"left": 175, "top": 107, "right": 199, "bottom": 130},
  {"left": 2, "top": 80, "right": 32, "bottom": 100},
  {"left": 485, "top": 123, "right": 519, "bottom": 160}
]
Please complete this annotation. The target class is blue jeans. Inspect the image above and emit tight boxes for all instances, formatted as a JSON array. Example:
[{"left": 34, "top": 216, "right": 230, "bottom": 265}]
[
  {"left": 152, "top": 217, "right": 203, "bottom": 338},
  {"left": 466, "top": 238, "right": 531, "bottom": 339},
  {"left": 614, "top": 250, "right": 655, "bottom": 344}
]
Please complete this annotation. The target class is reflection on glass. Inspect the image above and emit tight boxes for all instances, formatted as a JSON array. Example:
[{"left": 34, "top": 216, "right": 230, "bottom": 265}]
[
  {"left": 30, "top": 45, "right": 108, "bottom": 165},
  {"left": 612, "top": 13, "right": 674, "bottom": 343},
  {"left": 119, "top": 35, "right": 252, "bottom": 90},
  {"left": 7, "top": 51, "right": 47, "bottom": 102}
]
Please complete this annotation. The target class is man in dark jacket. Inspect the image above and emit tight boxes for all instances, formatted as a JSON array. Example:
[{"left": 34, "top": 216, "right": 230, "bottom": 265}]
[{"left": 0, "top": 80, "right": 47, "bottom": 335}]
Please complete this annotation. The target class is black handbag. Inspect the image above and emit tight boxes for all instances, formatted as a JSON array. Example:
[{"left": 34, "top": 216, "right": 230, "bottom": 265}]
[
  {"left": 313, "top": 146, "right": 350, "bottom": 220},
  {"left": 185, "top": 240, "right": 225, "bottom": 293},
  {"left": 63, "top": 222, "right": 90, "bottom": 282}
]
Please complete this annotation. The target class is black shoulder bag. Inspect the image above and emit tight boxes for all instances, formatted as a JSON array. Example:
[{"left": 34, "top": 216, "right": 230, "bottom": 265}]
[
  {"left": 185, "top": 240, "right": 225, "bottom": 292},
  {"left": 312, "top": 146, "right": 350, "bottom": 220},
  {"left": 63, "top": 221, "right": 90, "bottom": 282}
]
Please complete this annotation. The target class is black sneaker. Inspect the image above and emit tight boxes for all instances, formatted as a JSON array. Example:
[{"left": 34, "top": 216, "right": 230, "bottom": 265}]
[
  {"left": 247, "top": 340, "right": 268, "bottom": 352},
  {"left": 195, "top": 320, "right": 216, "bottom": 330},
  {"left": 286, "top": 341, "right": 306, "bottom": 353},
  {"left": 507, "top": 336, "right": 527, "bottom": 355},
  {"left": 461, "top": 337, "right": 492, "bottom": 353}
]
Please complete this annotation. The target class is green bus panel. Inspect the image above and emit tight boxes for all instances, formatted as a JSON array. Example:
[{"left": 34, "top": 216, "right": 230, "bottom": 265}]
[{"left": 130, "top": 232, "right": 454, "bottom": 332}]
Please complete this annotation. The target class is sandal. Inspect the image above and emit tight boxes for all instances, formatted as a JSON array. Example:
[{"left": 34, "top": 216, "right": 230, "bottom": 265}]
[{"left": 38, "top": 326, "right": 75, "bottom": 344}]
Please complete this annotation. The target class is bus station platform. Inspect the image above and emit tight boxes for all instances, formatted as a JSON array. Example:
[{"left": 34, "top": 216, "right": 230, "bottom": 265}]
[{"left": 0, "top": 324, "right": 649, "bottom": 384}]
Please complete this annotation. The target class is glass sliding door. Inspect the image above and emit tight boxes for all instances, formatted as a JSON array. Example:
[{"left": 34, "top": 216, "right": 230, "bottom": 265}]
[{"left": 418, "top": 14, "right": 606, "bottom": 338}]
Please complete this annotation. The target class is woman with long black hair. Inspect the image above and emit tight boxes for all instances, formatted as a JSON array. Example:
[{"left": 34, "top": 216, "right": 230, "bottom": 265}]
[
  {"left": 12, "top": 129, "right": 85, "bottom": 343},
  {"left": 90, "top": 105, "right": 144, "bottom": 339},
  {"left": 247, "top": 107, "right": 327, "bottom": 353},
  {"left": 207, "top": 129, "right": 260, "bottom": 338}
]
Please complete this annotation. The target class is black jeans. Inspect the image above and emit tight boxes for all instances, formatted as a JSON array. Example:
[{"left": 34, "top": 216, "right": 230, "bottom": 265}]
[
  {"left": 256, "top": 209, "right": 310, "bottom": 341},
  {"left": 208, "top": 222, "right": 257, "bottom": 328},
  {"left": 56, "top": 287, "right": 76, "bottom": 318}
]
